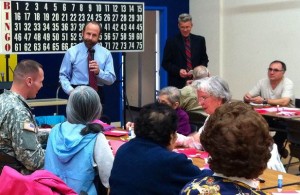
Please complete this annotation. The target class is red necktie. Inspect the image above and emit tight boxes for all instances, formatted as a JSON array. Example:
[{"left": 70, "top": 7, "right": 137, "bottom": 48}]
[
  {"left": 185, "top": 37, "right": 192, "bottom": 71},
  {"left": 88, "top": 50, "right": 98, "bottom": 91}
]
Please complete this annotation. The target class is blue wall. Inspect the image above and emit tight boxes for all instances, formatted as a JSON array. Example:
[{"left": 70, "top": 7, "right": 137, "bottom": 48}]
[{"left": 18, "top": 0, "right": 189, "bottom": 122}]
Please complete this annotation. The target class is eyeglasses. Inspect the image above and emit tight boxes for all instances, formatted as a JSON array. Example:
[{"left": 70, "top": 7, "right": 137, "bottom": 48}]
[
  {"left": 199, "top": 95, "right": 211, "bottom": 102},
  {"left": 268, "top": 68, "right": 284, "bottom": 72}
]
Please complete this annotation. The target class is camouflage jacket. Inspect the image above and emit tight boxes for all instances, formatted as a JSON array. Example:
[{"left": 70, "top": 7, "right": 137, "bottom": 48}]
[{"left": 0, "top": 90, "right": 45, "bottom": 174}]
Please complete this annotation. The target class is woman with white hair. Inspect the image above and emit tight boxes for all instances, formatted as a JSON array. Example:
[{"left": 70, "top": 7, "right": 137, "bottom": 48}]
[
  {"left": 45, "top": 86, "right": 114, "bottom": 195},
  {"left": 176, "top": 76, "right": 231, "bottom": 149},
  {"left": 176, "top": 76, "right": 285, "bottom": 172}
]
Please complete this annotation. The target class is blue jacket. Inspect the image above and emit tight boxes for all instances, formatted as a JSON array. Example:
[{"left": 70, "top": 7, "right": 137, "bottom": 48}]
[
  {"left": 45, "top": 122, "right": 97, "bottom": 194},
  {"left": 110, "top": 137, "right": 207, "bottom": 195}
]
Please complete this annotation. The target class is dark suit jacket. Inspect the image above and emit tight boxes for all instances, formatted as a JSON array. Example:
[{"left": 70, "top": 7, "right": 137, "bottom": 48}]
[{"left": 162, "top": 33, "right": 209, "bottom": 88}]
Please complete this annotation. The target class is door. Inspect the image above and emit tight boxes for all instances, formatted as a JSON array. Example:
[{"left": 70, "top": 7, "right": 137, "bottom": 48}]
[{"left": 125, "top": 11, "right": 159, "bottom": 108}]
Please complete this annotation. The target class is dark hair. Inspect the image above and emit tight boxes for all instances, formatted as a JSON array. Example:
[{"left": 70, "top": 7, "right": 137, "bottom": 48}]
[
  {"left": 270, "top": 60, "right": 286, "bottom": 71},
  {"left": 201, "top": 101, "right": 273, "bottom": 179},
  {"left": 82, "top": 21, "right": 102, "bottom": 34},
  {"left": 134, "top": 102, "right": 178, "bottom": 147},
  {"left": 66, "top": 86, "right": 103, "bottom": 135},
  {"left": 13, "top": 59, "right": 43, "bottom": 80}
]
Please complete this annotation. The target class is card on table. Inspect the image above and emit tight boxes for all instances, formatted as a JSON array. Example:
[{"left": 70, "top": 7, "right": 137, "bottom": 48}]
[{"left": 173, "top": 148, "right": 209, "bottom": 159}]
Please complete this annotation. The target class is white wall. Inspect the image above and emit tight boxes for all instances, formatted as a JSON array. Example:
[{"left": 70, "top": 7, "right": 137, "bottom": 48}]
[{"left": 191, "top": 0, "right": 300, "bottom": 100}]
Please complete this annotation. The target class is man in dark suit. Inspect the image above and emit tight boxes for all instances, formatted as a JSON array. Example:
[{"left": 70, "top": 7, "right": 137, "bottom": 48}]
[{"left": 162, "top": 13, "right": 209, "bottom": 88}]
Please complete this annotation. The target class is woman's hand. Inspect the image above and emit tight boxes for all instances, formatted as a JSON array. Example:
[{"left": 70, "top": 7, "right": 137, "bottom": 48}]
[{"left": 125, "top": 122, "right": 134, "bottom": 130}]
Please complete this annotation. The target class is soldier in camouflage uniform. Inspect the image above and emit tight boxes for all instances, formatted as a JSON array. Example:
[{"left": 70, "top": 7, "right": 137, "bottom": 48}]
[{"left": 0, "top": 59, "right": 45, "bottom": 174}]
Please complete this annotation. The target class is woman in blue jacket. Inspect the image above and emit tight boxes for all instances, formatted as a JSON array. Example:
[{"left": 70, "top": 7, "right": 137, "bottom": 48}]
[
  {"left": 45, "top": 86, "right": 114, "bottom": 194},
  {"left": 109, "top": 102, "right": 206, "bottom": 195}
]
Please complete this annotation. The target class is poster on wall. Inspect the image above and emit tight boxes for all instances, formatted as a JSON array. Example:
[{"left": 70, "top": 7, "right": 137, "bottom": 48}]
[{"left": 0, "top": 0, "right": 144, "bottom": 54}]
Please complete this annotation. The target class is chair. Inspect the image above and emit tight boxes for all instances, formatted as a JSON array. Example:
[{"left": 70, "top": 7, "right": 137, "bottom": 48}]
[
  {"left": 189, "top": 123, "right": 199, "bottom": 134},
  {"left": 0, "top": 81, "right": 12, "bottom": 94},
  {"left": 188, "top": 110, "right": 208, "bottom": 131},
  {"left": 295, "top": 98, "right": 300, "bottom": 109},
  {"left": 284, "top": 119, "right": 300, "bottom": 174},
  {"left": 262, "top": 114, "right": 289, "bottom": 158},
  {"left": 35, "top": 115, "right": 66, "bottom": 127}
]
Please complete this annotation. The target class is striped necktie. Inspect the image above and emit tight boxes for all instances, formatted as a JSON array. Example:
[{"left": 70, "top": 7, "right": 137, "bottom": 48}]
[{"left": 185, "top": 37, "right": 192, "bottom": 71}]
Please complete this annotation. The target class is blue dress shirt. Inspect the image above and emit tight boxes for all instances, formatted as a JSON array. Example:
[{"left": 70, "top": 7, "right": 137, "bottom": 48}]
[{"left": 59, "top": 42, "right": 116, "bottom": 94}]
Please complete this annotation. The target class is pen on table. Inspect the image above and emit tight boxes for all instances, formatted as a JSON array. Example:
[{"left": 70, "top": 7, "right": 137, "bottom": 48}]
[{"left": 120, "top": 137, "right": 127, "bottom": 142}]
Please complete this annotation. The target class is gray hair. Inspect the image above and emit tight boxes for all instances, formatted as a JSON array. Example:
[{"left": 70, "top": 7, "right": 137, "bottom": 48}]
[
  {"left": 159, "top": 86, "right": 180, "bottom": 104},
  {"left": 191, "top": 76, "right": 232, "bottom": 103},
  {"left": 193, "top": 65, "right": 209, "bottom": 80},
  {"left": 66, "top": 86, "right": 102, "bottom": 124},
  {"left": 178, "top": 13, "right": 192, "bottom": 23}
]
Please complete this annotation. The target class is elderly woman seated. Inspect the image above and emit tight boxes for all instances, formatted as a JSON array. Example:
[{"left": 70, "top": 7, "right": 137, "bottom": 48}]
[
  {"left": 109, "top": 102, "right": 206, "bottom": 194},
  {"left": 158, "top": 86, "right": 191, "bottom": 135},
  {"left": 176, "top": 76, "right": 231, "bottom": 149},
  {"left": 176, "top": 76, "right": 285, "bottom": 172},
  {"left": 45, "top": 86, "right": 114, "bottom": 194},
  {"left": 125, "top": 86, "right": 192, "bottom": 136},
  {"left": 180, "top": 102, "right": 273, "bottom": 195}
]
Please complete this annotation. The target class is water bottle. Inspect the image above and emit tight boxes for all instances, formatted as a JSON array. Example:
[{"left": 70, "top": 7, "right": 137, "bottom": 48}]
[{"left": 277, "top": 174, "right": 283, "bottom": 192}]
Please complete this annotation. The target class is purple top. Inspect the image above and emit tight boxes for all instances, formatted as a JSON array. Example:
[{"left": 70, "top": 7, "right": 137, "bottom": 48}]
[{"left": 176, "top": 108, "right": 191, "bottom": 136}]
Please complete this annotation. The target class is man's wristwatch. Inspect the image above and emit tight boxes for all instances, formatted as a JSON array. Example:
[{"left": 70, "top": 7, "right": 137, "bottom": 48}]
[{"left": 262, "top": 98, "right": 268, "bottom": 105}]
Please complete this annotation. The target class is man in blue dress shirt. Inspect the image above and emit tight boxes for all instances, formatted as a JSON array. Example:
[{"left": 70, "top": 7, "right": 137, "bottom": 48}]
[{"left": 59, "top": 21, "right": 116, "bottom": 103}]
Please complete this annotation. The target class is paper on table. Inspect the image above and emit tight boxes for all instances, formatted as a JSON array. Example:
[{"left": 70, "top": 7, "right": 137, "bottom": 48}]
[
  {"left": 92, "top": 119, "right": 115, "bottom": 131},
  {"left": 104, "top": 130, "right": 128, "bottom": 137},
  {"left": 109, "top": 140, "right": 126, "bottom": 155},
  {"left": 276, "top": 111, "right": 297, "bottom": 116},
  {"left": 173, "top": 148, "right": 209, "bottom": 159},
  {"left": 255, "top": 107, "right": 300, "bottom": 113}
]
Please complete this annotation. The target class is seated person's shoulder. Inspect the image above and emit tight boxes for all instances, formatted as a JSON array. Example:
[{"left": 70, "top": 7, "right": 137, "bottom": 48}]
[
  {"left": 283, "top": 77, "right": 293, "bottom": 84},
  {"left": 160, "top": 150, "right": 194, "bottom": 167},
  {"left": 181, "top": 174, "right": 267, "bottom": 195},
  {"left": 180, "top": 85, "right": 196, "bottom": 96}
]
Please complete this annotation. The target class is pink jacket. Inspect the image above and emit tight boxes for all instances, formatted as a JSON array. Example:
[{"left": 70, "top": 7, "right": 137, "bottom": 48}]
[{"left": 0, "top": 166, "right": 77, "bottom": 195}]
